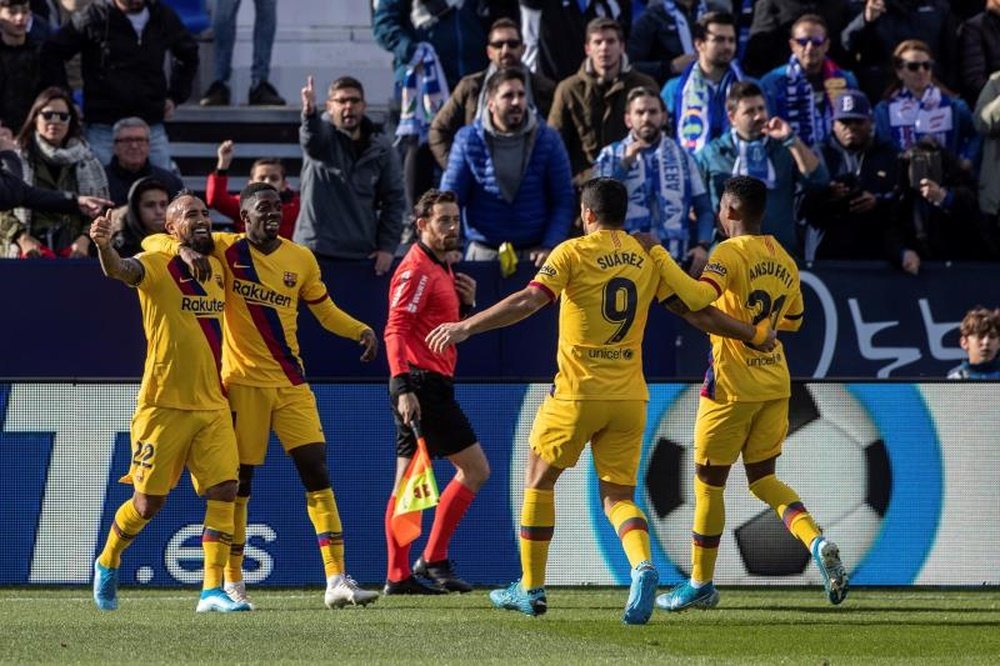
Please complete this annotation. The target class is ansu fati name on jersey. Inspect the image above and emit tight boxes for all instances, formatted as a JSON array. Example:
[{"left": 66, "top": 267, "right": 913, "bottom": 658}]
[
  {"left": 748, "top": 260, "right": 795, "bottom": 289},
  {"left": 232, "top": 278, "right": 293, "bottom": 307}
]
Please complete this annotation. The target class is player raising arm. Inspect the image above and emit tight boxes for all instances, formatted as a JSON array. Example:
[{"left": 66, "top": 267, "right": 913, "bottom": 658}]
[
  {"left": 426, "top": 178, "right": 770, "bottom": 625},
  {"left": 89, "top": 195, "right": 248, "bottom": 613},
  {"left": 142, "top": 183, "right": 379, "bottom": 609}
]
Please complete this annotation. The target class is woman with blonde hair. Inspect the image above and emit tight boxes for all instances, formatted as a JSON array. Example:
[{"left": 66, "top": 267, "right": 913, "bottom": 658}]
[{"left": 13, "top": 86, "right": 109, "bottom": 257}]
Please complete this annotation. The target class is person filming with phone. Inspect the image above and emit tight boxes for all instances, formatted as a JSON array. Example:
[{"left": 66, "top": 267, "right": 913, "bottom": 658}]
[{"left": 887, "top": 137, "right": 998, "bottom": 275}]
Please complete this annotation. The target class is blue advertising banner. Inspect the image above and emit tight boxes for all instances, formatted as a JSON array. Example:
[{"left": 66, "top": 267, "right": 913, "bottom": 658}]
[
  {"left": 1, "top": 381, "right": 997, "bottom": 588},
  {"left": 3, "top": 259, "right": 996, "bottom": 380}
]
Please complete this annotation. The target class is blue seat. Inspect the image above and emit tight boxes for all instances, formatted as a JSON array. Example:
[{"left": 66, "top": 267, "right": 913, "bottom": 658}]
[{"left": 163, "top": 0, "right": 211, "bottom": 35}]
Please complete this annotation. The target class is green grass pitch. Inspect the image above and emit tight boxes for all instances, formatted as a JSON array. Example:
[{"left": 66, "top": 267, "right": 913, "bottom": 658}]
[{"left": 3, "top": 587, "right": 999, "bottom": 664}]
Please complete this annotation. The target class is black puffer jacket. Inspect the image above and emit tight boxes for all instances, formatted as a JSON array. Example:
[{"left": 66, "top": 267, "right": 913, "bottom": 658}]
[
  {"left": 40, "top": 0, "right": 198, "bottom": 125},
  {"left": 958, "top": 10, "right": 1000, "bottom": 105}
]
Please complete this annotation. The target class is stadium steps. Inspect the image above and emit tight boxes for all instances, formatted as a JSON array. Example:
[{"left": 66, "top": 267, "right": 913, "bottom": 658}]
[{"left": 164, "top": 104, "right": 389, "bottom": 226}]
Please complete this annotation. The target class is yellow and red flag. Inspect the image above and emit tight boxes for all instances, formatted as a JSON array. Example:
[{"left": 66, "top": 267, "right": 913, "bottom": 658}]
[{"left": 391, "top": 421, "right": 440, "bottom": 546}]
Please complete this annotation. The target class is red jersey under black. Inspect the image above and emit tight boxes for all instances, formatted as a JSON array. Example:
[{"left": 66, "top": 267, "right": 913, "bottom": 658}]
[{"left": 385, "top": 243, "right": 460, "bottom": 378}]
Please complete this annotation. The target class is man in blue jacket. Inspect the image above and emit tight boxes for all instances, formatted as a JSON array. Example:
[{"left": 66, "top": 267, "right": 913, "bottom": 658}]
[
  {"left": 759, "top": 14, "right": 858, "bottom": 149},
  {"left": 440, "top": 68, "right": 573, "bottom": 266},
  {"left": 696, "top": 81, "right": 828, "bottom": 258}
]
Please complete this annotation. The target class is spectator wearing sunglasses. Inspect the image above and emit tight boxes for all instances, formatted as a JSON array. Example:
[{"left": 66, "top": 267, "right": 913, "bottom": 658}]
[
  {"left": 742, "top": 0, "right": 853, "bottom": 78},
  {"left": 873, "top": 39, "right": 980, "bottom": 168},
  {"left": 5, "top": 86, "right": 109, "bottom": 258},
  {"left": 428, "top": 18, "right": 556, "bottom": 171},
  {"left": 841, "top": 0, "right": 959, "bottom": 103},
  {"left": 759, "top": 14, "right": 857, "bottom": 150}
]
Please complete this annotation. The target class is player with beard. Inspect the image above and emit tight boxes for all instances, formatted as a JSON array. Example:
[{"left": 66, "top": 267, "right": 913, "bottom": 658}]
[
  {"left": 382, "top": 189, "right": 486, "bottom": 595},
  {"left": 89, "top": 194, "right": 248, "bottom": 613},
  {"left": 142, "top": 182, "right": 380, "bottom": 610}
]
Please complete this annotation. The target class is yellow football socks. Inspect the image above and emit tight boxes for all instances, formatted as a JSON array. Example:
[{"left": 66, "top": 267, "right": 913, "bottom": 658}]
[
  {"left": 306, "top": 489, "right": 344, "bottom": 577},
  {"left": 98, "top": 498, "right": 150, "bottom": 570},
  {"left": 519, "top": 488, "right": 555, "bottom": 590},
  {"left": 225, "top": 495, "right": 249, "bottom": 584},
  {"left": 202, "top": 499, "right": 235, "bottom": 591},
  {"left": 749, "top": 474, "right": 822, "bottom": 548},
  {"left": 608, "top": 500, "right": 651, "bottom": 568},
  {"left": 691, "top": 477, "right": 726, "bottom": 584}
]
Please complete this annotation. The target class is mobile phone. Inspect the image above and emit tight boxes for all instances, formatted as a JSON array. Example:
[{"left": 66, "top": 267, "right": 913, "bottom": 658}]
[{"left": 908, "top": 151, "right": 942, "bottom": 189}]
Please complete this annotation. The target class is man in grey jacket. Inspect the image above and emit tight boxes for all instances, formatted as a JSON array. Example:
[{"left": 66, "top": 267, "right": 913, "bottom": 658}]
[
  {"left": 294, "top": 75, "right": 406, "bottom": 275},
  {"left": 974, "top": 70, "right": 1000, "bottom": 229}
]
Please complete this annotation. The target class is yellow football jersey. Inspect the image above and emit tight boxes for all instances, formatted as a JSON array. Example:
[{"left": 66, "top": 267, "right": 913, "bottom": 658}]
[
  {"left": 133, "top": 251, "right": 228, "bottom": 411},
  {"left": 530, "top": 229, "right": 674, "bottom": 400},
  {"left": 211, "top": 233, "right": 368, "bottom": 388},
  {"left": 698, "top": 234, "right": 804, "bottom": 402}
]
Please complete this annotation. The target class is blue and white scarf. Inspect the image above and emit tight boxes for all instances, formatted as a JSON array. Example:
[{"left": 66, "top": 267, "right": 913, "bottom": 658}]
[
  {"left": 597, "top": 134, "right": 692, "bottom": 258},
  {"left": 730, "top": 130, "right": 776, "bottom": 189},
  {"left": 673, "top": 59, "right": 744, "bottom": 154},
  {"left": 887, "top": 85, "right": 951, "bottom": 152},
  {"left": 663, "top": 0, "right": 708, "bottom": 55},
  {"left": 396, "top": 42, "right": 450, "bottom": 145},
  {"left": 781, "top": 56, "right": 848, "bottom": 148}
]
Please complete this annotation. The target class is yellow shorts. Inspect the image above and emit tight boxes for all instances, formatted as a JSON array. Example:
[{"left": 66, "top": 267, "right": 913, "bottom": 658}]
[
  {"left": 693, "top": 396, "right": 788, "bottom": 466},
  {"left": 528, "top": 396, "right": 647, "bottom": 486},
  {"left": 126, "top": 404, "right": 239, "bottom": 496},
  {"left": 227, "top": 383, "right": 325, "bottom": 465}
]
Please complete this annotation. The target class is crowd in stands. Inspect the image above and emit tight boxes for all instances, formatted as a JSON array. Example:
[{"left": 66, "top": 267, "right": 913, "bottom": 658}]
[{"left": 2, "top": 0, "right": 1000, "bottom": 276}]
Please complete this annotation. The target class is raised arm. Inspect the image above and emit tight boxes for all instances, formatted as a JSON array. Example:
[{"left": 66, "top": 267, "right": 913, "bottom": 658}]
[
  {"left": 90, "top": 214, "right": 144, "bottom": 286},
  {"left": 425, "top": 284, "right": 551, "bottom": 352}
]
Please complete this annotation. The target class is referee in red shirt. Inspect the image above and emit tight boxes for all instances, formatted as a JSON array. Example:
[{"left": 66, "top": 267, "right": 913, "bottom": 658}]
[{"left": 383, "top": 189, "right": 488, "bottom": 595}]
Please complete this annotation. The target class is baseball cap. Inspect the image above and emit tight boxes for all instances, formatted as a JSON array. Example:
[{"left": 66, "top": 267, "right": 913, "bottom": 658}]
[{"left": 832, "top": 90, "right": 872, "bottom": 121}]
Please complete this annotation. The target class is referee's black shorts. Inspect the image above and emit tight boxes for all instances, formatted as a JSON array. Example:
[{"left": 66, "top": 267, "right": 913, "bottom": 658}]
[{"left": 390, "top": 370, "right": 477, "bottom": 458}]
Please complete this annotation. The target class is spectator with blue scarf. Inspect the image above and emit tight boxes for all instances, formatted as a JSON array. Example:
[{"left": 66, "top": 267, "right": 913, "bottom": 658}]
[
  {"left": 695, "top": 81, "right": 828, "bottom": 257},
  {"left": 596, "top": 87, "right": 714, "bottom": 275},
  {"left": 759, "top": 14, "right": 858, "bottom": 149},
  {"left": 874, "top": 39, "right": 980, "bottom": 169},
  {"left": 661, "top": 11, "right": 746, "bottom": 156}
]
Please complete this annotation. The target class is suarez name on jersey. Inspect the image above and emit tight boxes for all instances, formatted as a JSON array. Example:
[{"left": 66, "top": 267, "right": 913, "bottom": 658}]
[{"left": 529, "top": 229, "right": 675, "bottom": 401}]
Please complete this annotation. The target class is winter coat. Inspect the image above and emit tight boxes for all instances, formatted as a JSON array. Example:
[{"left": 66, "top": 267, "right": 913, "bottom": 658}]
[
  {"left": 40, "top": 0, "right": 198, "bottom": 125},
  {"left": 440, "top": 117, "right": 574, "bottom": 250},
  {"left": 293, "top": 114, "right": 405, "bottom": 260},
  {"left": 548, "top": 58, "right": 658, "bottom": 186}
]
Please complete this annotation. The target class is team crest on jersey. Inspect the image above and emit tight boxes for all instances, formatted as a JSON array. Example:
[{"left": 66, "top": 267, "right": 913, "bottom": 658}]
[
  {"left": 283, "top": 271, "right": 297, "bottom": 287},
  {"left": 214, "top": 274, "right": 224, "bottom": 289}
]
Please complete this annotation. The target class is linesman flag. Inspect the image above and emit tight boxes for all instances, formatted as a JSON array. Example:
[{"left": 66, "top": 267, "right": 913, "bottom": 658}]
[{"left": 391, "top": 420, "right": 440, "bottom": 546}]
